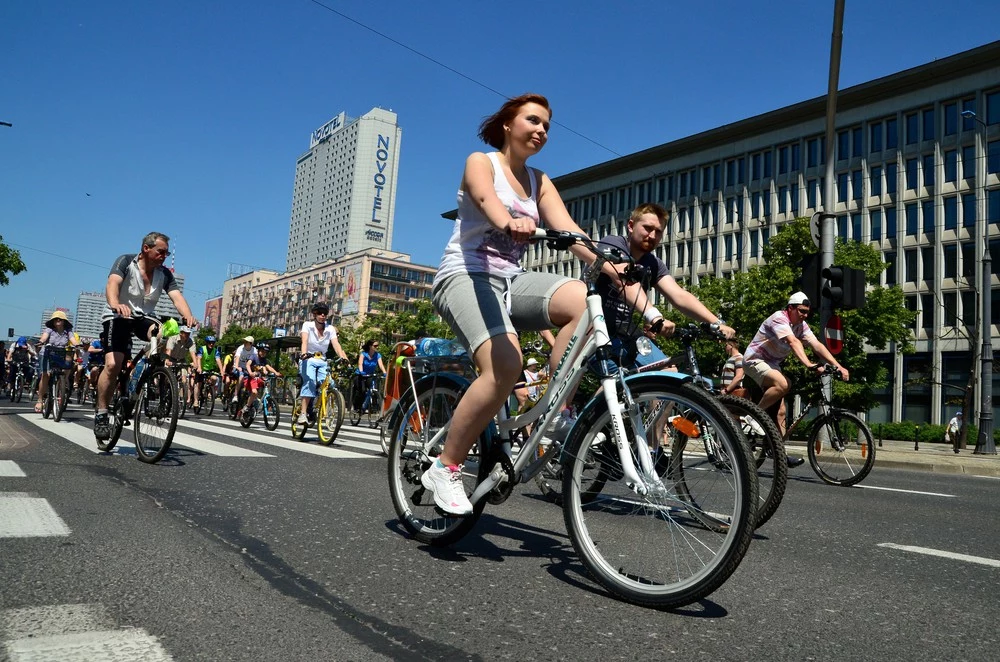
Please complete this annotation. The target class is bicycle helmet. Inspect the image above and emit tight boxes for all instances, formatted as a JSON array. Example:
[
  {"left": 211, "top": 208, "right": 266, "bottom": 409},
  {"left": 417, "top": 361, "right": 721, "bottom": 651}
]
[
  {"left": 312, "top": 302, "right": 330, "bottom": 314},
  {"left": 16, "top": 336, "right": 27, "bottom": 346},
  {"left": 179, "top": 325, "right": 192, "bottom": 334},
  {"left": 205, "top": 335, "right": 216, "bottom": 343},
  {"left": 255, "top": 342, "right": 270, "bottom": 352}
]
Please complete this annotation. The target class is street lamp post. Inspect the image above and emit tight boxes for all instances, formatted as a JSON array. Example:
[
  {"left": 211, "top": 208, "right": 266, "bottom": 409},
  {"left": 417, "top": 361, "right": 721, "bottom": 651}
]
[{"left": 961, "top": 109, "right": 996, "bottom": 454}]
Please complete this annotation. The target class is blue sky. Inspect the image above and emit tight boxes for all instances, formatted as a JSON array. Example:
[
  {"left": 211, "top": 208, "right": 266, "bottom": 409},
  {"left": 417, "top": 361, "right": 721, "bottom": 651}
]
[{"left": 2, "top": 0, "right": 998, "bottom": 338}]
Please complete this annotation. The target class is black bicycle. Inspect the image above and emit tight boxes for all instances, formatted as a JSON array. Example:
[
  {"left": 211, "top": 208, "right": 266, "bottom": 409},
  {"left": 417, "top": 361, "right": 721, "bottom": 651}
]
[
  {"left": 348, "top": 372, "right": 383, "bottom": 427},
  {"left": 96, "top": 315, "right": 180, "bottom": 464},
  {"left": 40, "top": 345, "right": 75, "bottom": 422}
]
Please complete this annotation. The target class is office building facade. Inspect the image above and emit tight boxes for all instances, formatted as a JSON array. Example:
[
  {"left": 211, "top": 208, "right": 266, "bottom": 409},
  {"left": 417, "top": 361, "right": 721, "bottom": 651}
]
[
  {"left": 524, "top": 42, "right": 1000, "bottom": 426},
  {"left": 74, "top": 291, "right": 105, "bottom": 340},
  {"left": 286, "top": 108, "right": 402, "bottom": 272}
]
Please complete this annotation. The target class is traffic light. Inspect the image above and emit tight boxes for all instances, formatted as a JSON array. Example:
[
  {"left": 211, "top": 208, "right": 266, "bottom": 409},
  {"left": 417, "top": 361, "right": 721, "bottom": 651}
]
[
  {"left": 6, "top": 328, "right": 12, "bottom": 338},
  {"left": 822, "top": 265, "right": 866, "bottom": 310},
  {"left": 795, "top": 253, "right": 821, "bottom": 308}
]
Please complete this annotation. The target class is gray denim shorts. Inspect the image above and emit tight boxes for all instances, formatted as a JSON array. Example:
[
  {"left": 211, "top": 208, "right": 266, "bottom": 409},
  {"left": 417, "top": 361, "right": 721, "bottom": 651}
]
[{"left": 432, "top": 271, "right": 573, "bottom": 354}]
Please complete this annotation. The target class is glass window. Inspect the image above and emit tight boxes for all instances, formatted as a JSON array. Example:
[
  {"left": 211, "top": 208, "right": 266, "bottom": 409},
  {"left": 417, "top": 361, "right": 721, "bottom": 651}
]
[
  {"left": 921, "top": 246, "right": 934, "bottom": 283},
  {"left": 751, "top": 154, "right": 761, "bottom": 181},
  {"left": 906, "top": 113, "right": 919, "bottom": 145},
  {"left": 944, "top": 150, "right": 957, "bottom": 182},
  {"left": 807, "top": 138, "right": 819, "bottom": 168},
  {"left": 778, "top": 146, "right": 788, "bottom": 174},
  {"left": 921, "top": 294, "right": 935, "bottom": 329},
  {"left": 724, "top": 234, "right": 733, "bottom": 260},
  {"left": 852, "top": 213, "right": 862, "bottom": 241},
  {"left": 702, "top": 166, "right": 712, "bottom": 192},
  {"left": 923, "top": 154, "right": 935, "bottom": 187},
  {"left": 870, "top": 122, "right": 883, "bottom": 153},
  {"left": 887, "top": 207, "right": 897, "bottom": 238},
  {"left": 871, "top": 166, "right": 883, "bottom": 196},
  {"left": 700, "top": 238, "right": 708, "bottom": 265},
  {"left": 922, "top": 108, "right": 935, "bottom": 141},
  {"left": 922, "top": 200, "right": 935, "bottom": 234},
  {"left": 990, "top": 189, "right": 1000, "bottom": 223},
  {"left": 725, "top": 160, "right": 735, "bottom": 187},
  {"left": 677, "top": 242, "right": 685, "bottom": 267},
  {"left": 905, "top": 158, "right": 918, "bottom": 190},
  {"left": 906, "top": 203, "right": 918, "bottom": 235},
  {"left": 886, "top": 117, "right": 899, "bottom": 149},
  {"left": 853, "top": 127, "right": 863, "bottom": 157},
  {"left": 750, "top": 231, "right": 759, "bottom": 258},
  {"left": 852, "top": 170, "right": 863, "bottom": 201},
  {"left": 963, "top": 192, "right": 977, "bottom": 227},
  {"left": 838, "top": 217, "right": 848, "bottom": 242},
  {"left": 943, "top": 292, "right": 958, "bottom": 327},
  {"left": 962, "top": 241, "right": 975, "bottom": 279},
  {"left": 807, "top": 179, "right": 817, "bottom": 208},
  {"left": 944, "top": 196, "right": 958, "bottom": 231},
  {"left": 791, "top": 144, "right": 801, "bottom": 171},
  {"left": 944, "top": 243, "right": 958, "bottom": 279},
  {"left": 905, "top": 249, "right": 918, "bottom": 282},
  {"left": 871, "top": 209, "right": 882, "bottom": 241},
  {"left": 737, "top": 158, "right": 745, "bottom": 185},
  {"left": 751, "top": 192, "right": 760, "bottom": 218},
  {"left": 838, "top": 130, "right": 850, "bottom": 161},
  {"left": 885, "top": 250, "right": 897, "bottom": 286},
  {"left": 837, "top": 172, "right": 848, "bottom": 202},
  {"left": 962, "top": 98, "right": 977, "bottom": 131},
  {"left": 963, "top": 145, "right": 977, "bottom": 180},
  {"left": 763, "top": 193, "right": 771, "bottom": 218},
  {"left": 944, "top": 103, "right": 958, "bottom": 136},
  {"left": 961, "top": 289, "right": 975, "bottom": 324},
  {"left": 886, "top": 162, "right": 898, "bottom": 194},
  {"left": 989, "top": 140, "right": 1000, "bottom": 174},
  {"left": 790, "top": 183, "right": 799, "bottom": 213},
  {"left": 778, "top": 186, "right": 788, "bottom": 213},
  {"left": 763, "top": 151, "right": 772, "bottom": 178},
  {"left": 988, "top": 90, "right": 1000, "bottom": 125}
]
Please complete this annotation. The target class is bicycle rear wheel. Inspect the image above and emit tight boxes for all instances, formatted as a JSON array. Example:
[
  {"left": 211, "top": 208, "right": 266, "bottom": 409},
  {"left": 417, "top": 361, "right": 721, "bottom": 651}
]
[
  {"left": 134, "top": 366, "right": 179, "bottom": 464},
  {"left": 54, "top": 375, "right": 69, "bottom": 422},
  {"left": 807, "top": 410, "right": 875, "bottom": 486},
  {"left": 97, "top": 393, "right": 126, "bottom": 453},
  {"left": 42, "top": 382, "right": 53, "bottom": 419},
  {"left": 348, "top": 381, "right": 362, "bottom": 426},
  {"left": 715, "top": 394, "right": 787, "bottom": 529},
  {"left": 262, "top": 395, "right": 280, "bottom": 431},
  {"left": 290, "top": 399, "right": 307, "bottom": 440},
  {"left": 562, "top": 378, "right": 756, "bottom": 609},
  {"left": 317, "top": 388, "right": 345, "bottom": 445},
  {"left": 387, "top": 376, "right": 488, "bottom": 546}
]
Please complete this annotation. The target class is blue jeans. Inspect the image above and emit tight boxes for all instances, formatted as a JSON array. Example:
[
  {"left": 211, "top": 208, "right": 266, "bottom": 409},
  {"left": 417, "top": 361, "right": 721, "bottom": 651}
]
[{"left": 299, "top": 357, "right": 328, "bottom": 398}]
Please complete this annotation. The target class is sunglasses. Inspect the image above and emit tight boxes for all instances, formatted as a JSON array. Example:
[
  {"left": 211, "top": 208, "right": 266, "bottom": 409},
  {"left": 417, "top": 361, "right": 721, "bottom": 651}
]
[{"left": 148, "top": 247, "right": 171, "bottom": 256}]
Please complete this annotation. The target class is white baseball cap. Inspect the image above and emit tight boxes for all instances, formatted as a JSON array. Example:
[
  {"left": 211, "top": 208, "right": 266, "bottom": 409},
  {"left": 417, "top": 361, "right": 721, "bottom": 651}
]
[
  {"left": 526, "top": 358, "right": 538, "bottom": 367},
  {"left": 243, "top": 336, "right": 254, "bottom": 343},
  {"left": 788, "top": 292, "right": 811, "bottom": 306}
]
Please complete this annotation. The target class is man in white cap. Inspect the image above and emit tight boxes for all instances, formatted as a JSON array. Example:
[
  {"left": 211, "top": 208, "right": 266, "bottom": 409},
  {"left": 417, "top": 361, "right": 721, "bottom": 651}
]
[
  {"left": 231, "top": 336, "right": 258, "bottom": 407},
  {"left": 743, "top": 292, "right": 849, "bottom": 466}
]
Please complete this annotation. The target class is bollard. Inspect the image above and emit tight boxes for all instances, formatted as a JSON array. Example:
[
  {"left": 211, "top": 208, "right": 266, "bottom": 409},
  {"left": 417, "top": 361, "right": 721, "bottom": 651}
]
[
  {"left": 914, "top": 426, "right": 919, "bottom": 451},
  {"left": 878, "top": 424, "right": 883, "bottom": 448}
]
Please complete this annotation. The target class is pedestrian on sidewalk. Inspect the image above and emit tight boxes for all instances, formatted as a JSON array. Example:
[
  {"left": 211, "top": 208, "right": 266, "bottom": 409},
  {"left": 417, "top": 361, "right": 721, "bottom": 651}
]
[{"left": 945, "top": 411, "right": 963, "bottom": 453}]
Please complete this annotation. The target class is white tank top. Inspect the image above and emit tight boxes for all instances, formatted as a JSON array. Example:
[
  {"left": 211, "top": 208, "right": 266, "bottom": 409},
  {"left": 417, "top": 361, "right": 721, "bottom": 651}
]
[{"left": 434, "top": 152, "right": 540, "bottom": 284}]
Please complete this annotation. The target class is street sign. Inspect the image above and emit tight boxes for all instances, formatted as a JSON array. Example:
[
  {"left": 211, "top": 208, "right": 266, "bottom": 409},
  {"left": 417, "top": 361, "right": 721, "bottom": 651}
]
[
  {"left": 825, "top": 314, "right": 843, "bottom": 354},
  {"left": 809, "top": 211, "right": 822, "bottom": 249}
]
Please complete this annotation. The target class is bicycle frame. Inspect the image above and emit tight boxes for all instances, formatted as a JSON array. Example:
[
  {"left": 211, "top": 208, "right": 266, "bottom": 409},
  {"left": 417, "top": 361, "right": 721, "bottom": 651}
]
[
  {"left": 411, "top": 232, "right": 688, "bottom": 506},
  {"left": 782, "top": 373, "right": 834, "bottom": 442}
]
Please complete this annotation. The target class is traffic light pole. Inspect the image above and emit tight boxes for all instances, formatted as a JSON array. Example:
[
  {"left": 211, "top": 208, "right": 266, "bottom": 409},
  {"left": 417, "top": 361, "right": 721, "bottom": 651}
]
[{"left": 819, "top": 0, "right": 845, "bottom": 402}]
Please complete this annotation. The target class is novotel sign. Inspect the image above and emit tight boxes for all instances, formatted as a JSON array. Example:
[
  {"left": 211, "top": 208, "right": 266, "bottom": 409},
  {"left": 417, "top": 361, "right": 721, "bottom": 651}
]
[
  {"left": 309, "top": 112, "right": 347, "bottom": 148},
  {"left": 371, "top": 134, "right": 391, "bottom": 224}
]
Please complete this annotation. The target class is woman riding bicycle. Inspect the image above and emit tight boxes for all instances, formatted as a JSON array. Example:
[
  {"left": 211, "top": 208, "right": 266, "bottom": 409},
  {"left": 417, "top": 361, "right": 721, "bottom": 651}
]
[
  {"left": 34, "top": 311, "right": 81, "bottom": 413},
  {"left": 353, "top": 339, "right": 386, "bottom": 411},
  {"left": 296, "top": 301, "right": 349, "bottom": 425},
  {"left": 421, "top": 93, "right": 610, "bottom": 516}
]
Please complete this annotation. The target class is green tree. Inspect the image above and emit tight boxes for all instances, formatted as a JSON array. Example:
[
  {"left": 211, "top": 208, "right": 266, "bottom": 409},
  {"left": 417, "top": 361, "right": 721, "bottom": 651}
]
[
  {"left": 0, "top": 235, "right": 27, "bottom": 286},
  {"left": 676, "top": 217, "right": 915, "bottom": 413}
]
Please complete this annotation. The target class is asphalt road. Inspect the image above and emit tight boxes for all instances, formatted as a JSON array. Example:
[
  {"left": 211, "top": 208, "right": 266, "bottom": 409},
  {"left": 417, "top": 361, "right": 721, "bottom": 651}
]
[{"left": 1, "top": 398, "right": 998, "bottom": 661}]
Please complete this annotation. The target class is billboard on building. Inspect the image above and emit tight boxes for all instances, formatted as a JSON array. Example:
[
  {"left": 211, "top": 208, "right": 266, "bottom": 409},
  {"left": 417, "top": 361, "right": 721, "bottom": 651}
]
[
  {"left": 204, "top": 297, "right": 222, "bottom": 332},
  {"left": 341, "top": 264, "right": 363, "bottom": 316}
]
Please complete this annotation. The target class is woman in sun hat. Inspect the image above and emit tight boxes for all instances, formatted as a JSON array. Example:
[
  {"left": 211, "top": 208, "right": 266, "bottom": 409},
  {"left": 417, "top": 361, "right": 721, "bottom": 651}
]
[{"left": 34, "top": 311, "right": 81, "bottom": 413}]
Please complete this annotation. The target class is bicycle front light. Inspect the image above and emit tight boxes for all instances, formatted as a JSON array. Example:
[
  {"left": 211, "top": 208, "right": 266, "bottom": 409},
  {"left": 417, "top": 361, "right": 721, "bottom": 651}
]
[{"left": 635, "top": 336, "right": 653, "bottom": 357}]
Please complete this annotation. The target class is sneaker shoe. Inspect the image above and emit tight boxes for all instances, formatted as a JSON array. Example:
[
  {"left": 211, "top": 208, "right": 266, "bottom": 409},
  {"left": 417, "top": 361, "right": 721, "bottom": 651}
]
[
  {"left": 420, "top": 461, "right": 473, "bottom": 515},
  {"left": 786, "top": 455, "right": 805, "bottom": 468},
  {"left": 94, "top": 413, "right": 112, "bottom": 441},
  {"left": 545, "top": 413, "right": 576, "bottom": 443},
  {"left": 296, "top": 411, "right": 308, "bottom": 425}
]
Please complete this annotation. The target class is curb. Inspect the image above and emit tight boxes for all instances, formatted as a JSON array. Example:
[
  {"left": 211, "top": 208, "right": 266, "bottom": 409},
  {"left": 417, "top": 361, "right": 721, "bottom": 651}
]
[{"left": 869, "top": 458, "right": 1000, "bottom": 478}]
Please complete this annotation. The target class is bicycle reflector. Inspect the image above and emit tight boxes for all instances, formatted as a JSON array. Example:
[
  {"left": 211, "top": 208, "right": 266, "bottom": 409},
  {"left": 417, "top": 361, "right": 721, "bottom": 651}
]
[{"left": 671, "top": 416, "right": 701, "bottom": 438}]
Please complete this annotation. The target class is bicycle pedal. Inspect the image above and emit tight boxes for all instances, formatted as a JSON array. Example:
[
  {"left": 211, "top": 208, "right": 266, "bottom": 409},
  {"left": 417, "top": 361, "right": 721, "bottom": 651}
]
[{"left": 432, "top": 505, "right": 469, "bottom": 518}]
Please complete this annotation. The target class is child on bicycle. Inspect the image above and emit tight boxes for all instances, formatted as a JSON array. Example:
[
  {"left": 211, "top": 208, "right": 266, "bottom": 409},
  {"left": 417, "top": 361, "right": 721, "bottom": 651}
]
[
  {"left": 354, "top": 339, "right": 386, "bottom": 411},
  {"left": 423, "top": 93, "right": 599, "bottom": 516}
]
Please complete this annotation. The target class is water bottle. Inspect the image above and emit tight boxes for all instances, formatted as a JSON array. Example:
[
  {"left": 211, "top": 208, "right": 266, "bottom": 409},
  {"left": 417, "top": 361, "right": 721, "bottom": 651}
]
[{"left": 128, "top": 357, "right": 148, "bottom": 397}]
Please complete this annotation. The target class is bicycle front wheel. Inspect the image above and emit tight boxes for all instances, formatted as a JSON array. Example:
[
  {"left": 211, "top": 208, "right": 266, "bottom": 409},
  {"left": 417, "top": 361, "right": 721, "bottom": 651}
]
[
  {"left": 807, "top": 410, "right": 875, "bottom": 486},
  {"left": 134, "top": 366, "right": 179, "bottom": 463},
  {"left": 562, "top": 378, "right": 757, "bottom": 609},
  {"left": 262, "top": 396, "right": 280, "bottom": 431},
  {"left": 348, "top": 381, "right": 362, "bottom": 426},
  {"left": 317, "top": 388, "right": 345, "bottom": 445},
  {"left": 715, "top": 394, "right": 787, "bottom": 529},
  {"left": 387, "top": 376, "right": 488, "bottom": 546},
  {"left": 290, "top": 399, "right": 307, "bottom": 440}
]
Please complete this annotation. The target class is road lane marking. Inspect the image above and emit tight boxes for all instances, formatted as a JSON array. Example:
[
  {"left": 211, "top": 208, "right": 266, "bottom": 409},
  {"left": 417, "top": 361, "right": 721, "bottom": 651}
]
[
  {"left": 0, "top": 461, "right": 26, "bottom": 477},
  {"left": 0, "top": 493, "right": 70, "bottom": 538},
  {"left": 857, "top": 485, "right": 955, "bottom": 497},
  {"left": 172, "top": 417, "right": 374, "bottom": 459},
  {"left": 878, "top": 543, "right": 1000, "bottom": 568},
  {"left": 18, "top": 414, "right": 273, "bottom": 458}
]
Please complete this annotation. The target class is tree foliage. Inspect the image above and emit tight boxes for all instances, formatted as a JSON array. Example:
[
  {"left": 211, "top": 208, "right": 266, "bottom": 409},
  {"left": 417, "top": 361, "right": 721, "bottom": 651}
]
[
  {"left": 664, "top": 217, "right": 915, "bottom": 412},
  {"left": 0, "top": 235, "right": 27, "bottom": 286}
]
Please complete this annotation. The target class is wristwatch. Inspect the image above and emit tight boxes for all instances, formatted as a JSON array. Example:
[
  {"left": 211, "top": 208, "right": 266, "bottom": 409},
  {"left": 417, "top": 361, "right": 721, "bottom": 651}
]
[
  {"left": 709, "top": 317, "right": 725, "bottom": 333},
  {"left": 650, "top": 318, "right": 665, "bottom": 334}
]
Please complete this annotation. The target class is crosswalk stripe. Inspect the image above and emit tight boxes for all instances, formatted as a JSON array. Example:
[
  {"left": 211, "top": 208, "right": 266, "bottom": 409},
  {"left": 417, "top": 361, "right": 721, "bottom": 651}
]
[
  {"left": 186, "top": 415, "right": 386, "bottom": 456},
  {"left": 0, "top": 493, "right": 71, "bottom": 538},
  {"left": 18, "top": 414, "right": 273, "bottom": 458},
  {"left": 0, "top": 461, "right": 26, "bottom": 477},
  {"left": 174, "top": 417, "right": 375, "bottom": 459}
]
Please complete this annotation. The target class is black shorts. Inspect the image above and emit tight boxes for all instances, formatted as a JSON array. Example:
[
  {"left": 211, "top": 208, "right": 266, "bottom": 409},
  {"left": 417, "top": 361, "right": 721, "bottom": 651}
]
[{"left": 101, "top": 317, "right": 158, "bottom": 357}]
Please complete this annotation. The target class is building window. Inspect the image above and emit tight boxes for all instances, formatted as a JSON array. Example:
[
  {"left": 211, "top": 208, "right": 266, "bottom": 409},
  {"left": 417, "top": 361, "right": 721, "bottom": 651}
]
[
  {"left": 737, "top": 158, "right": 746, "bottom": 184},
  {"left": 790, "top": 183, "right": 799, "bottom": 213},
  {"left": 989, "top": 140, "right": 1000, "bottom": 174},
  {"left": 944, "top": 103, "right": 958, "bottom": 136},
  {"left": 871, "top": 209, "right": 882, "bottom": 241},
  {"left": 724, "top": 234, "right": 733, "bottom": 261},
  {"left": 962, "top": 98, "right": 977, "bottom": 131},
  {"left": 921, "top": 246, "right": 934, "bottom": 284},
  {"left": 763, "top": 193, "right": 771, "bottom": 218},
  {"left": 870, "top": 121, "right": 883, "bottom": 153},
  {"left": 807, "top": 138, "right": 819, "bottom": 168},
  {"left": 751, "top": 154, "right": 761, "bottom": 181},
  {"left": 944, "top": 244, "right": 958, "bottom": 279},
  {"left": 871, "top": 166, "right": 883, "bottom": 196},
  {"left": 750, "top": 231, "right": 759, "bottom": 258},
  {"left": 922, "top": 200, "right": 935, "bottom": 234},
  {"left": 852, "top": 213, "right": 862, "bottom": 241},
  {"left": 887, "top": 207, "right": 897, "bottom": 238},
  {"left": 905, "top": 249, "right": 918, "bottom": 282},
  {"left": 702, "top": 165, "right": 713, "bottom": 192},
  {"left": 852, "top": 170, "right": 863, "bottom": 201},
  {"left": 963, "top": 192, "right": 977, "bottom": 227},
  {"left": 886, "top": 117, "right": 899, "bottom": 149},
  {"left": 943, "top": 292, "right": 958, "bottom": 327},
  {"left": 838, "top": 217, "right": 848, "bottom": 242},
  {"left": 886, "top": 162, "right": 898, "bottom": 194},
  {"left": 885, "top": 251, "right": 897, "bottom": 286},
  {"left": 778, "top": 186, "right": 788, "bottom": 213},
  {"left": 763, "top": 151, "right": 773, "bottom": 178},
  {"left": 922, "top": 108, "right": 935, "bottom": 141},
  {"left": 837, "top": 130, "right": 850, "bottom": 161},
  {"left": 837, "top": 173, "right": 848, "bottom": 203},
  {"left": 791, "top": 143, "right": 801, "bottom": 171},
  {"left": 725, "top": 160, "right": 736, "bottom": 187},
  {"left": 922, "top": 154, "right": 935, "bottom": 188},
  {"left": 992, "top": 189, "right": 1000, "bottom": 224},
  {"left": 807, "top": 179, "right": 817, "bottom": 208},
  {"left": 852, "top": 127, "right": 863, "bottom": 157},
  {"left": 962, "top": 241, "right": 975, "bottom": 279},
  {"left": 905, "top": 158, "right": 918, "bottom": 190},
  {"left": 921, "top": 294, "right": 935, "bottom": 329},
  {"left": 906, "top": 203, "right": 918, "bottom": 235},
  {"left": 988, "top": 90, "right": 1000, "bottom": 125},
  {"left": 963, "top": 145, "right": 977, "bottom": 180},
  {"left": 778, "top": 146, "right": 789, "bottom": 174},
  {"left": 944, "top": 150, "right": 957, "bottom": 183},
  {"left": 905, "top": 113, "right": 919, "bottom": 145},
  {"left": 944, "top": 196, "right": 958, "bottom": 231}
]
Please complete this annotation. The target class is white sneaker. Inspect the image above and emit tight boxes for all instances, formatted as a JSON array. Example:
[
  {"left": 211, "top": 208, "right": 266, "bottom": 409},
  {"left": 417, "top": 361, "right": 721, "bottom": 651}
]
[
  {"left": 420, "top": 461, "right": 473, "bottom": 515},
  {"left": 296, "top": 411, "right": 308, "bottom": 425},
  {"left": 546, "top": 413, "right": 577, "bottom": 442}
]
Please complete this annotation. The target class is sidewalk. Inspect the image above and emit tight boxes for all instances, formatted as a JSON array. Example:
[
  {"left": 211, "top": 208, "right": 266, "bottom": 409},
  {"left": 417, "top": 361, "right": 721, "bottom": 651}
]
[{"left": 784, "top": 436, "right": 1000, "bottom": 477}]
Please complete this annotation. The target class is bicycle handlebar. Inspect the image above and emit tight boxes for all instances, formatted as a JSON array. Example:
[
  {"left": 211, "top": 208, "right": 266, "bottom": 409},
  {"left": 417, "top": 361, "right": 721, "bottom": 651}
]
[{"left": 527, "top": 229, "right": 633, "bottom": 265}]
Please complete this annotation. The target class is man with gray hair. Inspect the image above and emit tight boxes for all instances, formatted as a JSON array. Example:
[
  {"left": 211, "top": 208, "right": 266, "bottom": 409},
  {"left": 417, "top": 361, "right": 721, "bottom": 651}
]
[{"left": 94, "top": 232, "right": 197, "bottom": 441}]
